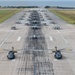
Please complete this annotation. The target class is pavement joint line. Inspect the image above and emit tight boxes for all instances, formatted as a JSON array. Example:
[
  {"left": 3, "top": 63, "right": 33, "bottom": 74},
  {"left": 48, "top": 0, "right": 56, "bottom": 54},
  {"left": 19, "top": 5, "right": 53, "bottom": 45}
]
[
  {"left": 17, "top": 37, "right": 21, "bottom": 41},
  {"left": 0, "top": 30, "right": 13, "bottom": 47}
]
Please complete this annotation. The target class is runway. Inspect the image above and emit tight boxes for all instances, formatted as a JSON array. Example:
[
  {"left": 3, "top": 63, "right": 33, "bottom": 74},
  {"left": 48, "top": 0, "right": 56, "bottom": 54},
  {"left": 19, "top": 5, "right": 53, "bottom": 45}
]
[{"left": 0, "top": 8, "right": 75, "bottom": 75}]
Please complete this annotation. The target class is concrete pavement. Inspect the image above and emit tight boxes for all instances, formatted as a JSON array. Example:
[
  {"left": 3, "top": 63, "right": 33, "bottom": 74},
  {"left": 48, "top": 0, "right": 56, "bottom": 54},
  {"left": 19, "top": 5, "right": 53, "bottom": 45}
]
[{"left": 0, "top": 8, "right": 75, "bottom": 75}]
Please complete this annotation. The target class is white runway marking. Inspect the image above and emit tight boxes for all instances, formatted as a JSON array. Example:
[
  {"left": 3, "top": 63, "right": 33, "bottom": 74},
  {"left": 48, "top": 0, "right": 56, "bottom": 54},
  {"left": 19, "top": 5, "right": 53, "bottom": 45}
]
[
  {"left": 54, "top": 59, "right": 58, "bottom": 61},
  {"left": 11, "top": 59, "right": 16, "bottom": 61},
  {"left": 49, "top": 36, "right": 53, "bottom": 41},
  {"left": 17, "top": 37, "right": 21, "bottom": 41},
  {"left": 57, "top": 30, "right": 74, "bottom": 51},
  {"left": 57, "top": 30, "right": 68, "bottom": 44}
]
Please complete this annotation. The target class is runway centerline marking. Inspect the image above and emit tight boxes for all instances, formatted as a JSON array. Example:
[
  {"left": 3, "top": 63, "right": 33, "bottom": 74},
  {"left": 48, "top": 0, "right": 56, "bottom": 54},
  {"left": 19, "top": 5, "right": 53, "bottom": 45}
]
[
  {"left": 49, "top": 36, "right": 53, "bottom": 41},
  {"left": 17, "top": 37, "right": 21, "bottom": 41}
]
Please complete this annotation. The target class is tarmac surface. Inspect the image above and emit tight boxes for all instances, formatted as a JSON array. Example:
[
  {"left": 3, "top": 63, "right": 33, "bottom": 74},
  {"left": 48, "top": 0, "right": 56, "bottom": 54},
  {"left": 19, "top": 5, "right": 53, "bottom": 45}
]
[{"left": 0, "top": 8, "right": 75, "bottom": 75}]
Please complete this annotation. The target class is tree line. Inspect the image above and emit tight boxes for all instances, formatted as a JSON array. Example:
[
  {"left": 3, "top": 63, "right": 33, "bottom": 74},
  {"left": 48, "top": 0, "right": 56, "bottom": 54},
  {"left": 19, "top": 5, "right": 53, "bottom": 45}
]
[
  {"left": 0, "top": 6, "right": 38, "bottom": 8},
  {"left": 45, "top": 6, "right": 75, "bottom": 9}
]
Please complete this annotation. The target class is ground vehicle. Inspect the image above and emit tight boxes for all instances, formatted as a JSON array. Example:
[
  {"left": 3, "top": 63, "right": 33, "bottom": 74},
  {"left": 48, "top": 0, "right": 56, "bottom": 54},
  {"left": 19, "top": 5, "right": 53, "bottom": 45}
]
[
  {"left": 19, "top": 18, "right": 24, "bottom": 20},
  {"left": 25, "top": 23, "right": 30, "bottom": 26},
  {"left": 31, "top": 35, "right": 38, "bottom": 39},
  {"left": 53, "top": 26, "right": 60, "bottom": 30},
  {"left": 52, "top": 47, "right": 62, "bottom": 59},
  {"left": 16, "top": 21, "right": 21, "bottom": 24},
  {"left": 11, "top": 26, "right": 16, "bottom": 30},
  {"left": 31, "top": 20, "right": 40, "bottom": 24},
  {"left": 40, "top": 18, "right": 44, "bottom": 21},
  {"left": 30, "top": 35, "right": 42, "bottom": 39},
  {"left": 54, "top": 50, "right": 62, "bottom": 59},
  {"left": 7, "top": 51, "right": 15, "bottom": 60},
  {"left": 21, "top": 15, "right": 25, "bottom": 17},
  {"left": 31, "top": 26, "right": 40, "bottom": 29},
  {"left": 42, "top": 23, "right": 47, "bottom": 26},
  {"left": 52, "top": 21, "right": 56, "bottom": 24},
  {"left": 6, "top": 47, "right": 17, "bottom": 60}
]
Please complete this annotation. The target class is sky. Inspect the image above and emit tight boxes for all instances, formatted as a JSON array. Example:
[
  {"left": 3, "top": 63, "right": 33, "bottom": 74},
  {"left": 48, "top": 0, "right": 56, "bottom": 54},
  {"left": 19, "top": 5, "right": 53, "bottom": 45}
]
[
  {"left": 0, "top": 0, "right": 75, "bottom": 1},
  {"left": 0, "top": 0, "right": 75, "bottom": 7}
]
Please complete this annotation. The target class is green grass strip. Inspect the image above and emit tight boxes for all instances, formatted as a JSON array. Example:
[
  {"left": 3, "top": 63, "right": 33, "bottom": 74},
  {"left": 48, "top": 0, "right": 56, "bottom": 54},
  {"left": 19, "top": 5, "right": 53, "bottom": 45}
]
[
  {"left": 0, "top": 10, "right": 21, "bottom": 23},
  {"left": 49, "top": 9, "right": 75, "bottom": 24}
]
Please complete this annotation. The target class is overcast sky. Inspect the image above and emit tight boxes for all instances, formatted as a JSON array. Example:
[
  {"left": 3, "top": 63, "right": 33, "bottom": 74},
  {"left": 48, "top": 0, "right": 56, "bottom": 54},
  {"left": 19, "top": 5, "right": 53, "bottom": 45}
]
[
  {"left": 0, "top": 0, "right": 75, "bottom": 7},
  {"left": 0, "top": 0, "right": 75, "bottom": 1}
]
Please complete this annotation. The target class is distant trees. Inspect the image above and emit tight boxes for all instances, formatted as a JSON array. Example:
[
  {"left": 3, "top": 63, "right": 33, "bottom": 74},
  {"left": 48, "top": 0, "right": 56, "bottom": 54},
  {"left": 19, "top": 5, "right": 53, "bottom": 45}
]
[
  {"left": 16, "top": 6, "right": 38, "bottom": 8},
  {"left": 57, "top": 6, "right": 75, "bottom": 9},
  {"left": 0, "top": 5, "right": 75, "bottom": 9},
  {"left": 45, "top": 6, "right": 50, "bottom": 8},
  {"left": 44, "top": 6, "right": 75, "bottom": 9},
  {"left": 2, "top": 6, "right": 38, "bottom": 8}
]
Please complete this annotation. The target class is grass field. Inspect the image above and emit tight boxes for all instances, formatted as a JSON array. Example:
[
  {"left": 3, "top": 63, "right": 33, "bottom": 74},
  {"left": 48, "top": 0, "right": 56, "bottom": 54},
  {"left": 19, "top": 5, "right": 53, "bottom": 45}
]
[
  {"left": 49, "top": 9, "right": 75, "bottom": 24},
  {"left": 0, "top": 10, "right": 21, "bottom": 23}
]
